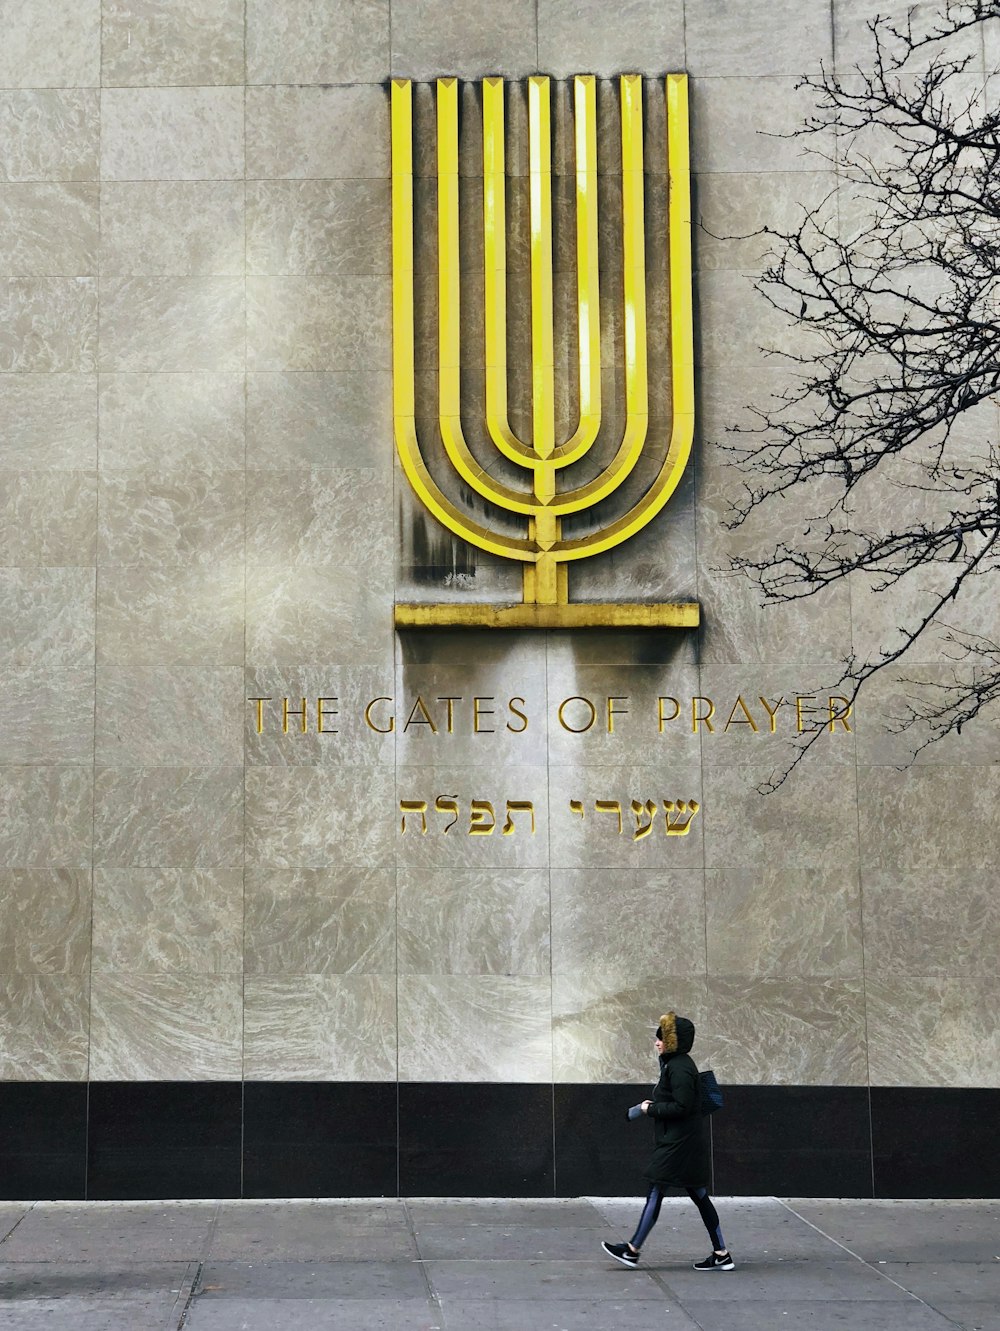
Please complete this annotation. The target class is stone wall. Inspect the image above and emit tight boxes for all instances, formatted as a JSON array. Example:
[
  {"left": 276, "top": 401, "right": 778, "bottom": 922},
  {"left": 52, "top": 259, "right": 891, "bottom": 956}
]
[{"left": 1, "top": 0, "right": 998, "bottom": 1198}]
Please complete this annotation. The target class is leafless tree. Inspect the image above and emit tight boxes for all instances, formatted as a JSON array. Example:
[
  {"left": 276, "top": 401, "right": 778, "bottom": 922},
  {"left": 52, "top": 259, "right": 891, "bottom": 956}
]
[{"left": 723, "top": 1, "right": 1000, "bottom": 783}]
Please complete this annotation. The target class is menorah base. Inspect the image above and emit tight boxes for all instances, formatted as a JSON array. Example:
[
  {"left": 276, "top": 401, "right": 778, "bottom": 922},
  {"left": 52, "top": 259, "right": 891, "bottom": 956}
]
[{"left": 394, "top": 601, "right": 700, "bottom": 629}]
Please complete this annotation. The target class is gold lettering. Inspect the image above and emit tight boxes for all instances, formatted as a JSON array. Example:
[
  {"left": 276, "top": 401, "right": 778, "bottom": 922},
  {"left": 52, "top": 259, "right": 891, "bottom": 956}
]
[
  {"left": 469, "top": 799, "right": 496, "bottom": 834},
  {"left": 404, "top": 695, "right": 438, "bottom": 733},
  {"left": 664, "top": 799, "right": 700, "bottom": 836},
  {"left": 502, "top": 800, "right": 535, "bottom": 835},
  {"left": 506, "top": 696, "right": 529, "bottom": 733},
  {"left": 569, "top": 799, "right": 585, "bottom": 818},
  {"left": 559, "top": 696, "right": 597, "bottom": 733},
  {"left": 399, "top": 799, "right": 428, "bottom": 834},
  {"left": 606, "top": 696, "right": 628, "bottom": 734},
  {"left": 595, "top": 799, "right": 623, "bottom": 834},
  {"left": 435, "top": 794, "right": 459, "bottom": 832},
  {"left": 364, "top": 697, "right": 395, "bottom": 733},
  {"left": 691, "top": 696, "right": 715, "bottom": 734},
  {"left": 438, "top": 696, "right": 461, "bottom": 733},
  {"left": 657, "top": 696, "right": 680, "bottom": 732},
  {"left": 282, "top": 697, "right": 308, "bottom": 735},
  {"left": 630, "top": 798, "right": 657, "bottom": 840},
  {"left": 248, "top": 697, "right": 271, "bottom": 734},
  {"left": 723, "top": 696, "right": 759, "bottom": 733},
  {"left": 473, "top": 696, "right": 495, "bottom": 733},
  {"left": 758, "top": 696, "right": 784, "bottom": 733},
  {"left": 827, "top": 696, "right": 853, "bottom": 732},
  {"left": 317, "top": 697, "right": 338, "bottom": 734},
  {"left": 796, "top": 695, "right": 817, "bottom": 733}
]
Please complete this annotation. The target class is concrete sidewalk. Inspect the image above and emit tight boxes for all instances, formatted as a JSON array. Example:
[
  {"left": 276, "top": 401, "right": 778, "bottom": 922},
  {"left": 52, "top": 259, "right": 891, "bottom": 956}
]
[{"left": 0, "top": 1197, "right": 997, "bottom": 1330}]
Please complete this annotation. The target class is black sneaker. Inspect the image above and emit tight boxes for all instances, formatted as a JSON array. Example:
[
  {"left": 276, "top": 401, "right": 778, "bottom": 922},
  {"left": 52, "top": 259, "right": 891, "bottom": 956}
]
[
  {"left": 601, "top": 1240, "right": 639, "bottom": 1268},
  {"left": 693, "top": 1250, "right": 735, "bottom": 1271}
]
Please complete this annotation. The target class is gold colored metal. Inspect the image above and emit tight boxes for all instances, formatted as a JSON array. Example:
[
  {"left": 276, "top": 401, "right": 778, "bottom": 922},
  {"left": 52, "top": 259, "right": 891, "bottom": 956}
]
[
  {"left": 394, "top": 601, "right": 700, "bottom": 629},
  {"left": 391, "top": 73, "right": 699, "bottom": 628}
]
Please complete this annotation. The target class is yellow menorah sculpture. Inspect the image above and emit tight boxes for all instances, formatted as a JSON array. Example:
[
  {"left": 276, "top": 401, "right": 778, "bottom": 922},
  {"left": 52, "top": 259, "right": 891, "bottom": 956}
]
[{"left": 391, "top": 73, "right": 698, "bottom": 629}]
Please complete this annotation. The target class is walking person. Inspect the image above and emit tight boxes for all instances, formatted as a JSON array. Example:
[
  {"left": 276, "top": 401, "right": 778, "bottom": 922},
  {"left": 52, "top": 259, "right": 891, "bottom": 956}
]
[{"left": 601, "top": 1012, "right": 735, "bottom": 1271}]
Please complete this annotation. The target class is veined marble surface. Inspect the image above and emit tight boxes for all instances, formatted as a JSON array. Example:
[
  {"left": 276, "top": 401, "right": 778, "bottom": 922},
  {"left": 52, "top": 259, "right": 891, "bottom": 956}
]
[{"left": 1, "top": 0, "right": 997, "bottom": 1090}]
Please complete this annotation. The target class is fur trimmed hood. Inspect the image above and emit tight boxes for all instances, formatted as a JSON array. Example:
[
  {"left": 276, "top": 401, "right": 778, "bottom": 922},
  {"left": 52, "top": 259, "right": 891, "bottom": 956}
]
[{"left": 657, "top": 1011, "right": 695, "bottom": 1055}]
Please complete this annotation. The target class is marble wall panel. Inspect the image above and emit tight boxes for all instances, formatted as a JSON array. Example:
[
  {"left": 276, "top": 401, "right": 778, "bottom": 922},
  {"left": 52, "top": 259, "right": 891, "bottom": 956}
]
[
  {"left": 246, "top": 0, "right": 389, "bottom": 84},
  {"left": 862, "top": 867, "right": 1000, "bottom": 978},
  {"left": 0, "top": 278, "right": 97, "bottom": 371},
  {"left": 397, "top": 975, "right": 552, "bottom": 1082},
  {"left": 98, "top": 278, "right": 244, "bottom": 372},
  {"left": 855, "top": 665, "right": 1000, "bottom": 768},
  {"left": 695, "top": 542, "right": 854, "bottom": 669},
  {"left": 397, "top": 867, "right": 549, "bottom": 977},
  {"left": 102, "top": 0, "right": 245, "bottom": 87},
  {"left": 246, "top": 564, "right": 393, "bottom": 668},
  {"left": 0, "top": 0, "right": 100, "bottom": 88},
  {"left": 983, "top": 15, "right": 1000, "bottom": 69},
  {"left": 246, "top": 468, "right": 389, "bottom": 569},
  {"left": 244, "top": 866, "right": 395, "bottom": 975},
  {"left": 550, "top": 868, "right": 706, "bottom": 981},
  {"left": 834, "top": 0, "right": 985, "bottom": 73},
  {"left": 858, "top": 765, "right": 1000, "bottom": 877},
  {"left": 394, "top": 654, "right": 548, "bottom": 769},
  {"left": 0, "top": 768, "right": 93, "bottom": 867},
  {"left": 98, "top": 471, "right": 245, "bottom": 568},
  {"left": 246, "top": 372, "right": 390, "bottom": 472},
  {"left": 543, "top": 658, "right": 701, "bottom": 768},
  {"left": 97, "top": 564, "right": 243, "bottom": 666},
  {"left": 697, "top": 666, "right": 857, "bottom": 771},
  {"left": 244, "top": 666, "right": 396, "bottom": 766},
  {"left": 0, "top": 91, "right": 99, "bottom": 182},
  {"left": 390, "top": 0, "right": 537, "bottom": 79},
  {"left": 706, "top": 864, "right": 863, "bottom": 978},
  {"left": 100, "top": 182, "right": 245, "bottom": 278},
  {"left": 246, "top": 276, "right": 391, "bottom": 372},
  {"left": 696, "top": 267, "right": 819, "bottom": 368},
  {"left": 98, "top": 373, "right": 244, "bottom": 473},
  {"left": 89, "top": 972, "right": 242, "bottom": 1080},
  {"left": 703, "top": 764, "right": 859, "bottom": 871},
  {"left": 246, "top": 181, "right": 390, "bottom": 277},
  {"left": 0, "top": 375, "right": 96, "bottom": 470},
  {"left": 0, "top": 973, "right": 90, "bottom": 1079},
  {"left": 708, "top": 977, "right": 868, "bottom": 1084},
  {"left": 244, "top": 975, "right": 396, "bottom": 1080},
  {"left": 101, "top": 88, "right": 245, "bottom": 182},
  {"left": 552, "top": 976, "right": 710, "bottom": 1083},
  {"left": 91, "top": 868, "right": 242, "bottom": 972},
  {"left": 93, "top": 766, "right": 243, "bottom": 868},
  {"left": 685, "top": 0, "right": 832, "bottom": 76},
  {"left": 689, "top": 77, "right": 833, "bottom": 174},
  {"left": 0, "top": 568, "right": 95, "bottom": 670},
  {"left": 0, "top": 184, "right": 99, "bottom": 276},
  {"left": 96, "top": 666, "right": 243, "bottom": 766},
  {"left": 548, "top": 762, "right": 704, "bottom": 870},
  {"left": 245, "top": 764, "right": 394, "bottom": 869},
  {"left": 0, "top": 670, "right": 94, "bottom": 766},
  {"left": 0, "top": 472, "right": 97, "bottom": 566},
  {"left": 246, "top": 86, "right": 390, "bottom": 181},
  {"left": 693, "top": 172, "right": 833, "bottom": 274},
  {"left": 849, "top": 564, "right": 1000, "bottom": 671},
  {"left": 537, "top": 0, "right": 685, "bottom": 77},
  {"left": 866, "top": 978, "right": 1000, "bottom": 1088},
  {"left": 0, "top": 870, "right": 91, "bottom": 974},
  {"left": 393, "top": 763, "right": 549, "bottom": 870}
]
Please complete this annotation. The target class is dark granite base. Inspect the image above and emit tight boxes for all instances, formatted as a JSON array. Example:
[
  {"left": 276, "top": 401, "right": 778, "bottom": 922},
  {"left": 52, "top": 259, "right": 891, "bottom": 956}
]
[{"left": 1, "top": 1082, "right": 996, "bottom": 1200}]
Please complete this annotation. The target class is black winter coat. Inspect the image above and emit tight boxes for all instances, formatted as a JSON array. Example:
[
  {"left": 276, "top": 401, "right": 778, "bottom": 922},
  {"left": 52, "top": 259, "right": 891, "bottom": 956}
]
[{"left": 644, "top": 1020, "right": 709, "bottom": 1189}]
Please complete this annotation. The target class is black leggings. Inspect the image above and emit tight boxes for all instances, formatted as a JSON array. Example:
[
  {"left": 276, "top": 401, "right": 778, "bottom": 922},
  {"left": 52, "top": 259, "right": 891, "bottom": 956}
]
[{"left": 629, "top": 1183, "right": 725, "bottom": 1252}]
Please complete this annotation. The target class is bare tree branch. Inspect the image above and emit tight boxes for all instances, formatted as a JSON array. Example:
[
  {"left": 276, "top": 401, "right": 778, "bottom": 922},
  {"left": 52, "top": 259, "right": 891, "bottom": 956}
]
[{"left": 720, "top": 2, "right": 1000, "bottom": 784}]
